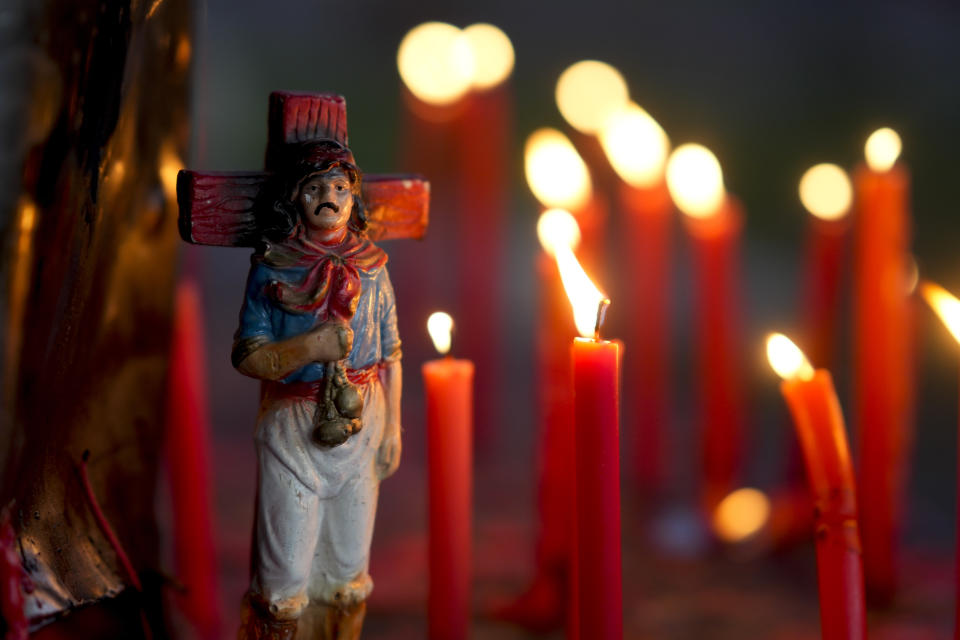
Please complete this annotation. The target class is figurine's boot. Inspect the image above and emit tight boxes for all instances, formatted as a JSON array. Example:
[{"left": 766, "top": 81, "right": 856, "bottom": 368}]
[
  {"left": 296, "top": 600, "right": 366, "bottom": 640},
  {"left": 239, "top": 593, "right": 299, "bottom": 640}
]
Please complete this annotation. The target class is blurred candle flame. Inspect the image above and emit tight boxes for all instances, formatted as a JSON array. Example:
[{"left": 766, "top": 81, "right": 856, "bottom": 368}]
[
  {"left": 555, "top": 60, "right": 629, "bottom": 135},
  {"left": 599, "top": 102, "right": 670, "bottom": 189},
  {"left": 666, "top": 143, "right": 725, "bottom": 219},
  {"left": 798, "top": 163, "right": 852, "bottom": 221},
  {"left": 427, "top": 311, "right": 454, "bottom": 355},
  {"left": 766, "top": 333, "right": 815, "bottom": 381},
  {"left": 160, "top": 144, "right": 184, "bottom": 200},
  {"left": 524, "top": 128, "right": 592, "bottom": 210},
  {"left": 398, "top": 22, "right": 475, "bottom": 106},
  {"left": 712, "top": 487, "right": 771, "bottom": 543},
  {"left": 462, "top": 23, "right": 514, "bottom": 90},
  {"left": 921, "top": 281, "right": 960, "bottom": 345},
  {"left": 537, "top": 208, "right": 581, "bottom": 257},
  {"left": 554, "top": 244, "right": 608, "bottom": 338},
  {"left": 864, "top": 127, "right": 902, "bottom": 172}
]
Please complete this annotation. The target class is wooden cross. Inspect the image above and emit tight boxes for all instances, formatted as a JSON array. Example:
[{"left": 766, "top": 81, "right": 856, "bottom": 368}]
[{"left": 177, "top": 91, "right": 429, "bottom": 247}]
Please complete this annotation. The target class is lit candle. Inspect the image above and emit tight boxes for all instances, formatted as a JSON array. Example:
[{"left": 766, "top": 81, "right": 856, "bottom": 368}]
[
  {"left": 666, "top": 143, "right": 745, "bottom": 513},
  {"left": 524, "top": 128, "right": 605, "bottom": 274},
  {"left": 599, "top": 102, "right": 673, "bottom": 497},
  {"left": 499, "top": 132, "right": 596, "bottom": 631},
  {"left": 766, "top": 333, "right": 866, "bottom": 640},
  {"left": 919, "top": 281, "right": 960, "bottom": 637},
  {"left": 453, "top": 24, "right": 514, "bottom": 446},
  {"left": 798, "top": 163, "right": 853, "bottom": 369},
  {"left": 422, "top": 312, "right": 474, "bottom": 640},
  {"left": 852, "top": 127, "right": 912, "bottom": 604},
  {"left": 554, "top": 241, "right": 621, "bottom": 640},
  {"left": 554, "top": 60, "right": 630, "bottom": 189}
]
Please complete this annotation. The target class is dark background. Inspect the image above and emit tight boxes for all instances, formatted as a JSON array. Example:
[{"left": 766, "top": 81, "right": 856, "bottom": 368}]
[{"left": 182, "top": 0, "right": 960, "bottom": 634}]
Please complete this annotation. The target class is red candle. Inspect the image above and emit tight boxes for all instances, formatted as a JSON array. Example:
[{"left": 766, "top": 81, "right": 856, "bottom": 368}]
[
  {"left": 165, "top": 278, "right": 221, "bottom": 638},
  {"left": 572, "top": 337, "right": 622, "bottom": 640},
  {"left": 453, "top": 25, "right": 513, "bottom": 447},
  {"left": 852, "top": 127, "right": 912, "bottom": 604},
  {"left": 798, "top": 163, "right": 854, "bottom": 369},
  {"left": 599, "top": 103, "right": 673, "bottom": 497},
  {"left": 422, "top": 312, "right": 474, "bottom": 640},
  {"left": 667, "top": 143, "right": 745, "bottom": 514},
  {"left": 552, "top": 237, "right": 621, "bottom": 640},
  {"left": 768, "top": 334, "right": 866, "bottom": 640},
  {"left": 918, "top": 282, "right": 960, "bottom": 637}
]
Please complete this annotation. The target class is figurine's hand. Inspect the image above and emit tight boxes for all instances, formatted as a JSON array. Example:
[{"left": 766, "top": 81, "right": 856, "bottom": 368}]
[
  {"left": 306, "top": 322, "right": 354, "bottom": 362},
  {"left": 376, "top": 428, "right": 402, "bottom": 480}
]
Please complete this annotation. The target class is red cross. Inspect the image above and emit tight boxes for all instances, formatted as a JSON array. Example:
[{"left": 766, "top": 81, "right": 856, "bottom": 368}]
[{"left": 177, "top": 91, "right": 429, "bottom": 246}]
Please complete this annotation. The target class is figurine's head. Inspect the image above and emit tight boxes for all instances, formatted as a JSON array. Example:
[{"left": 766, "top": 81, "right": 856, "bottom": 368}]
[
  {"left": 261, "top": 140, "right": 367, "bottom": 241},
  {"left": 296, "top": 166, "right": 354, "bottom": 232}
]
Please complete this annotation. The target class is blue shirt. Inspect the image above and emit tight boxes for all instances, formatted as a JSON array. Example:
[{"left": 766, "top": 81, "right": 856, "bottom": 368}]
[{"left": 235, "top": 260, "right": 401, "bottom": 383}]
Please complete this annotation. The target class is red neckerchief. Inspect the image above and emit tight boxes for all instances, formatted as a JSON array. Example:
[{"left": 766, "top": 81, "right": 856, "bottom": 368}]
[{"left": 256, "top": 223, "right": 387, "bottom": 321}]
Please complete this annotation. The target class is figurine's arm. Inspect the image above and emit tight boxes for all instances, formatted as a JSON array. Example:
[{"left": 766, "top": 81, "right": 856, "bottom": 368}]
[
  {"left": 376, "top": 359, "right": 402, "bottom": 480},
  {"left": 234, "top": 324, "right": 352, "bottom": 381},
  {"left": 376, "top": 268, "right": 402, "bottom": 480},
  {"left": 232, "top": 262, "right": 352, "bottom": 381}
]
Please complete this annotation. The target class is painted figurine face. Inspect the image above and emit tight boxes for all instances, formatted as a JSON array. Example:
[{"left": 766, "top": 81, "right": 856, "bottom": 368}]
[{"left": 297, "top": 167, "right": 354, "bottom": 231}]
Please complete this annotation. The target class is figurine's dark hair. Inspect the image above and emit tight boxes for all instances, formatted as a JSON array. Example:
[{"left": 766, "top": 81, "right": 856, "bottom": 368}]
[{"left": 257, "top": 140, "right": 367, "bottom": 242}]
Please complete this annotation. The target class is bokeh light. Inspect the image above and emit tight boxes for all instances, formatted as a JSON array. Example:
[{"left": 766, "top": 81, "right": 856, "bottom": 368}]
[
  {"left": 555, "top": 60, "right": 630, "bottom": 134},
  {"left": 798, "top": 163, "right": 852, "bottom": 221}
]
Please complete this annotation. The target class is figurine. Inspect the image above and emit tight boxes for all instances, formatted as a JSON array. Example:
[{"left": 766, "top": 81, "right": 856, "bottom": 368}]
[{"left": 177, "top": 92, "right": 428, "bottom": 640}]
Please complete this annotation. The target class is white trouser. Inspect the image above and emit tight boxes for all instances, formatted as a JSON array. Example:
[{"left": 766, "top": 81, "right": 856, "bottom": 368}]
[{"left": 250, "top": 379, "right": 384, "bottom": 618}]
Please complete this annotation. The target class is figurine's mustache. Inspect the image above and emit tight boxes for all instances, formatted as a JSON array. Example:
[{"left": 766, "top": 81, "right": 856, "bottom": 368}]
[{"left": 316, "top": 202, "right": 339, "bottom": 213}]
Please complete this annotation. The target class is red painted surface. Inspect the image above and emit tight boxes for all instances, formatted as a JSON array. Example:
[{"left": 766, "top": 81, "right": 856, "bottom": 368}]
[
  {"left": 781, "top": 370, "right": 866, "bottom": 640},
  {"left": 0, "top": 508, "right": 28, "bottom": 640},
  {"left": 852, "top": 163, "right": 912, "bottom": 605},
  {"left": 572, "top": 338, "right": 621, "bottom": 640},
  {"left": 177, "top": 171, "right": 429, "bottom": 247},
  {"left": 423, "top": 357, "right": 474, "bottom": 640},
  {"left": 684, "top": 198, "right": 746, "bottom": 513},
  {"left": 620, "top": 180, "right": 673, "bottom": 497}
]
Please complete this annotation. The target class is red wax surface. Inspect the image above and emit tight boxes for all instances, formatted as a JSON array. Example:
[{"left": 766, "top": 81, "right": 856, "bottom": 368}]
[
  {"left": 455, "top": 86, "right": 510, "bottom": 448},
  {"left": 165, "top": 279, "right": 221, "bottom": 638},
  {"left": 852, "top": 163, "right": 912, "bottom": 604},
  {"left": 423, "top": 357, "right": 475, "bottom": 640},
  {"left": 803, "top": 216, "right": 850, "bottom": 370},
  {"left": 781, "top": 370, "right": 866, "bottom": 640},
  {"left": 572, "top": 338, "right": 622, "bottom": 640},
  {"left": 620, "top": 180, "right": 673, "bottom": 497},
  {"left": 535, "top": 252, "right": 577, "bottom": 575},
  {"left": 684, "top": 198, "right": 746, "bottom": 512}
]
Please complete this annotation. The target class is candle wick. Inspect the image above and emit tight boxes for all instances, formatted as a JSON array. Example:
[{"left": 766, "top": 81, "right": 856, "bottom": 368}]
[{"left": 594, "top": 298, "right": 611, "bottom": 341}]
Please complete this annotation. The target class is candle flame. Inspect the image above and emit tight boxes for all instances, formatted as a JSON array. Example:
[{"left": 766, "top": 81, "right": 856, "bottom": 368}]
[
  {"left": 427, "top": 311, "right": 454, "bottom": 355},
  {"left": 766, "top": 333, "right": 815, "bottom": 381},
  {"left": 555, "top": 60, "right": 629, "bottom": 135},
  {"left": 554, "top": 245, "right": 608, "bottom": 338},
  {"left": 398, "top": 22, "right": 475, "bottom": 106},
  {"left": 537, "top": 209, "right": 581, "bottom": 257},
  {"left": 798, "top": 163, "right": 852, "bottom": 221},
  {"left": 864, "top": 127, "right": 902, "bottom": 172},
  {"left": 665, "top": 143, "right": 725, "bottom": 219},
  {"left": 712, "top": 488, "right": 771, "bottom": 543},
  {"left": 524, "top": 128, "right": 592, "bottom": 210},
  {"left": 599, "top": 102, "right": 670, "bottom": 188},
  {"left": 921, "top": 281, "right": 960, "bottom": 345},
  {"left": 462, "top": 23, "right": 514, "bottom": 90}
]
